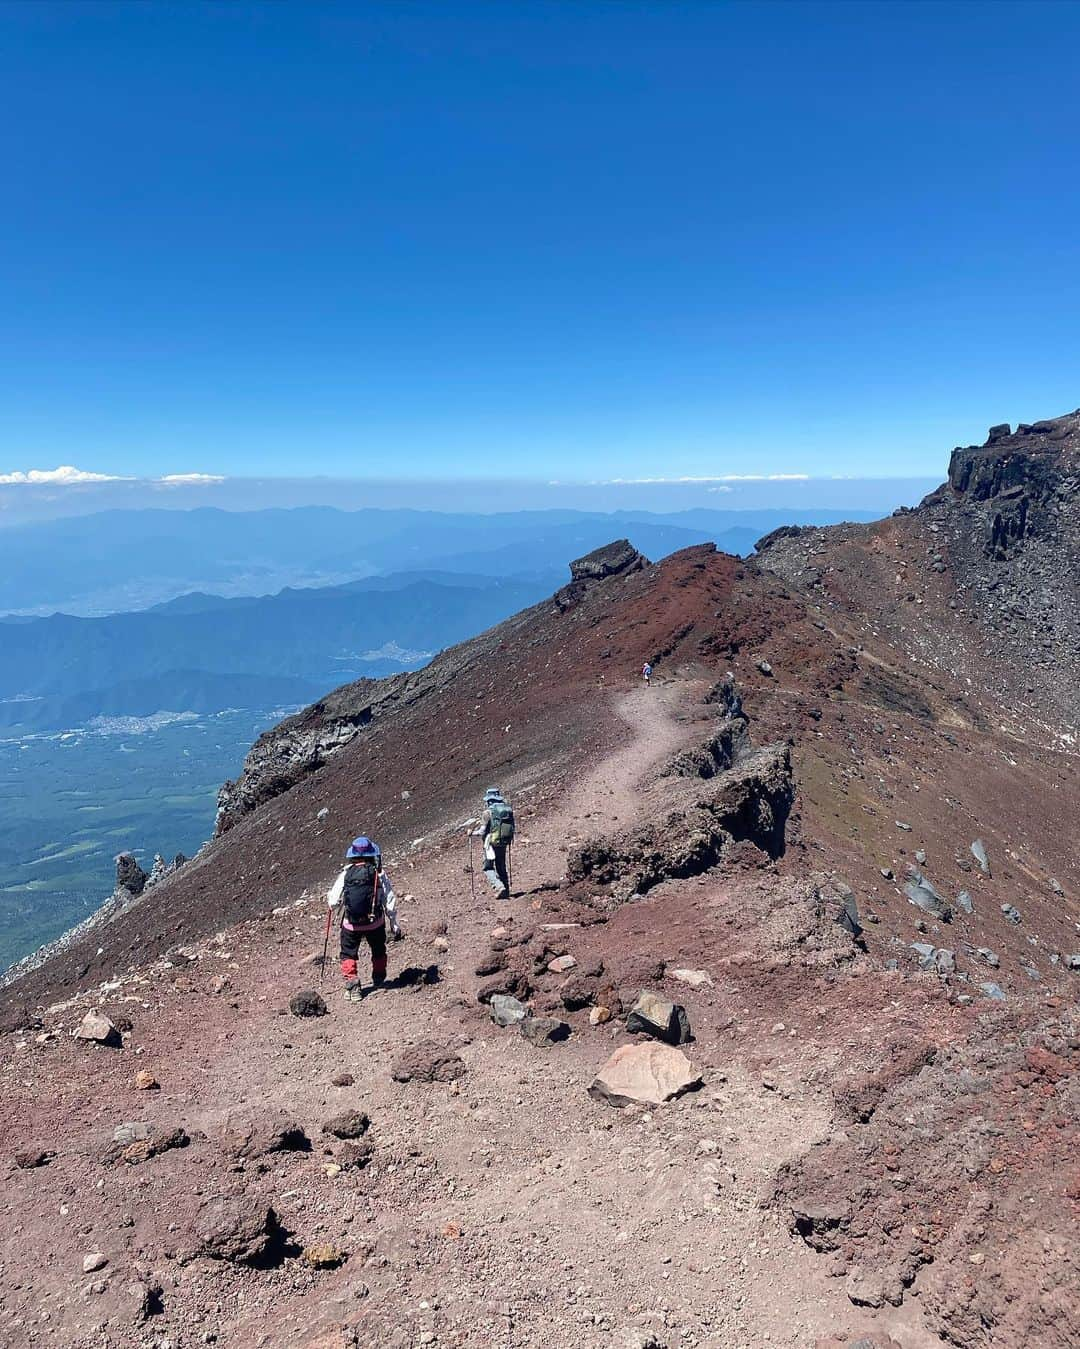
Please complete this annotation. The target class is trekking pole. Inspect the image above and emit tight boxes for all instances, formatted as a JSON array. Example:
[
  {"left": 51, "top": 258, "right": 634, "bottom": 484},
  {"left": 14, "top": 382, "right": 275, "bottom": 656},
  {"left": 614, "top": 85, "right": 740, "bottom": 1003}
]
[
  {"left": 319, "top": 906, "right": 332, "bottom": 984},
  {"left": 507, "top": 845, "right": 513, "bottom": 897},
  {"left": 468, "top": 834, "right": 477, "bottom": 901}
]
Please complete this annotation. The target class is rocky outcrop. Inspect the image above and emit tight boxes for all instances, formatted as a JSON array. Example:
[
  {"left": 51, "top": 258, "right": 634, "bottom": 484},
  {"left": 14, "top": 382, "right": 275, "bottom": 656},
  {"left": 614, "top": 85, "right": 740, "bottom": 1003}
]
[
  {"left": 757, "top": 410, "right": 1080, "bottom": 731},
  {"left": 569, "top": 714, "right": 794, "bottom": 897},
  {"left": 554, "top": 540, "right": 648, "bottom": 612}
]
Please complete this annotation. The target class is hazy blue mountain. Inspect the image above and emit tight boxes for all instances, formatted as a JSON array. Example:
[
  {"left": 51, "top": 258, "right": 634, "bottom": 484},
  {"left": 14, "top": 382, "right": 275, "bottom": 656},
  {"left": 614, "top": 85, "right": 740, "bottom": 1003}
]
[{"left": 0, "top": 505, "right": 877, "bottom": 616}]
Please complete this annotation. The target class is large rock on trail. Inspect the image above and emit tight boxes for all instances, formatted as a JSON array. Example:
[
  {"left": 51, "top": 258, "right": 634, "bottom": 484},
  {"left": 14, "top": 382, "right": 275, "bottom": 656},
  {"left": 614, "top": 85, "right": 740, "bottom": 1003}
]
[
  {"left": 73, "top": 1011, "right": 122, "bottom": 1048},
  {"left": 626, "top": 991, "right": 691, "bottom": 1045},
  {"left": 589, "top": 1043, "right": 702, "bottom": 1108},
  {"left": 391, "top": 1041, "right": 466, "bottom": 1084},
  {"left": 193, "top": 1197, "right": 279, "bottom": 1264}
]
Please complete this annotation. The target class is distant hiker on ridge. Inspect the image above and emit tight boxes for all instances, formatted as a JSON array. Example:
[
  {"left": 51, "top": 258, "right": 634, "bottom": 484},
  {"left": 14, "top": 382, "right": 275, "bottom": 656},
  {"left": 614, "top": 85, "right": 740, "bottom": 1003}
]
[
  {"left": 642, "top": 661, "right": 652, "bottom": 685},
  {"left": 471, "top": 787, "right": 515, "bottom": 899},
  {"left": 327, "top": 836, "right": 402, "bottom": 1001}
]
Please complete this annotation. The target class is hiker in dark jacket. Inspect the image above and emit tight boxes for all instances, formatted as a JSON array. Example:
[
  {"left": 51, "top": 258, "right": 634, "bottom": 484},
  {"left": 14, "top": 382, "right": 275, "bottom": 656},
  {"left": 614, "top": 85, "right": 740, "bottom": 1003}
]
[
  {"left": 471, "top": 787, "right": 514, "bottom": 899},
  {"left": 327, "top": 836, "right": 402, "bottom": 1001}
]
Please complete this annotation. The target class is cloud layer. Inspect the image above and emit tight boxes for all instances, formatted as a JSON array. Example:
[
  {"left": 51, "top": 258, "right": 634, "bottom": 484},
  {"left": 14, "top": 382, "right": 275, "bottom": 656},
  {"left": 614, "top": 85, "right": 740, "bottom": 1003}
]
[
  {"left": 0, "top": 465, "right": 130, "bottom": 485},
  {"left": 0, "top": 465, "right": 225, "bottom": 487}
]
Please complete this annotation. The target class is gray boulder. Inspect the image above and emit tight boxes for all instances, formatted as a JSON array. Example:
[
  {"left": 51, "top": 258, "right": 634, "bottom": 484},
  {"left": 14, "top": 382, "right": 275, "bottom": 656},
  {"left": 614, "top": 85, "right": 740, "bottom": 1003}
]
[
  {"left": 971, "top": 839, "right": 991, "bottom": 875},
  {"left": 904, "top": 873, "right": 952, "bottom": 922},
  {"left": 489, "top": 994, "right": 528, "bottom": 1027},
  {"left": 955, "top": 889, "right": 974, "bottom": 914},
  {"left": 980, "top": 981, "right": 1006, "bottom": 1002},
  {"left": 1001, "top": 904, "right": 1022, "bottom": 925}
]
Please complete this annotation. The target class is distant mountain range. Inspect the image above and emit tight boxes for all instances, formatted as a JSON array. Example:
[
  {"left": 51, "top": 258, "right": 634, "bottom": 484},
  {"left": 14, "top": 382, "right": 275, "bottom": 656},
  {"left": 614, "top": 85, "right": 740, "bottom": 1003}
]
[{"left": 0, "top": 505, "right": 876, "bottom": 617}]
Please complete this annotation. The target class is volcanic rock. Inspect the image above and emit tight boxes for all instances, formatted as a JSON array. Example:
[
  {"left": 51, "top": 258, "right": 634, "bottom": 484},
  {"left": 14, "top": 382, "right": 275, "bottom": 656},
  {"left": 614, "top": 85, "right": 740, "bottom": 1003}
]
[
  {"left": 289, "top": 989, "right": 328, "bottom": 1018},
  {"left": 519, "top": 1016, "right": 570, "bottom": 1047},
  {"left": 222, "top": 1114, "right": 311, "bottom": 1158},
  {"left": 903, "top": 873, "right": 952, "bottom": 922},
  {"left": 391, "top": 1041, "right": 466, "bottom": 1083},
  {"left": 194, "top": 1197, "right": 278, "bottom": 1264},
  {"left": 626, "top": 991, "right": 691, "bottom": 1045},
  {"left": 73, "top": 1011, "right": 122, "bottom": 1048},
  {"left": 589, "top": 1043, "right": 702, "bottom": 1108},
  {"left": 489, "top": 994, "right": 528, "bottom": 1026},
  {"left": 321, "top": 1110, "right": 370, "bottom": 1140}
]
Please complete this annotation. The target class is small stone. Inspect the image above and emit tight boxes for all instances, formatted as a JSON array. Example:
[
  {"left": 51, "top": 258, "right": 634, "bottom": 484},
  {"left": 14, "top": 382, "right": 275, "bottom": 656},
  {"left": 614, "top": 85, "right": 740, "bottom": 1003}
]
[
  {"left": 756, "top": 659, "right": 773, "bottom": 676},
  {"left": 915, "top": 849, "right": 927, "bottom": 865},
  {"left": 82, "top": 1253, "right": 108, "bottom": 1274},
  {"left": 880, "top": 868, "right": 894, "bottom": 881},
  {"left": 303, "top": 1243, "right": 346, "bottom": 1269},
  {"left": 519, "top": 1016, "right": 571, "bottom": 1047},
  {"left": 895, "top": 821, "right": 912, "bottom": 832},
  {"left": 331, "top": 1072, "right": 355, "bottom": 1087},
  {"left": 971, "top": 839, "right": 991, "bottom": 875},
  {"left": 955, "top": 890, "right": 974, "bottom": 915},
  {"left": 321, "top": 1110, "right": 370, "bottom": 1140},
  {"left": 113, "top": 1122, "right": 153, "bottom": 1145},
  {"left": 14, "top": 1149, "right": 53, "bottom": 1169},
  {"left": 433, "top": 936, "right": 450, "bottom": 954},
  {"left": 74, "top": 1012, "right": 122, "bottom": 1048},
  {"left": 669, "top": 968, "right": 711, "bottom": 988},
  {"left": 547, "top": 954, "right": 577, "bottom": 973},
  {"left": 134, "top": 1071, "right": 159, "bottom": 1091},
  {"left": 1001, "top": 904, "right": 1022, "bottom": 925},
  {"left": 289, "top": 989, "right": 328, "bottom": 1018},
  {"left": 980, "top": 981, "right": 1007, "bottom": 1002},
  {"left": 976, "top": 947, "right": 1000, "bottom": 968},
  {"left": 589, "top": 1006, "right": 612, "bottom": 1026},
  {"left": 317, "top": 807, "right": 330, "bottom": 821}
]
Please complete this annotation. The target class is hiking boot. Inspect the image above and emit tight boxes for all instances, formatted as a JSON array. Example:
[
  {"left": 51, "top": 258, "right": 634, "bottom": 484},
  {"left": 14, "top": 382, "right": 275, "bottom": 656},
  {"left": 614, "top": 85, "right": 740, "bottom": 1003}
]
[{"left": 342, "top": 981, "right": 364, "bottom": 1002}]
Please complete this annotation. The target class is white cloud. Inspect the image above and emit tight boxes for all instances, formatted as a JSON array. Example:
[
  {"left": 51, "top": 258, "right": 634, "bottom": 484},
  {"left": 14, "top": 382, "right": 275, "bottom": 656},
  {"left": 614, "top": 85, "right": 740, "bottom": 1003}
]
[
  {"left": 706, "top": 485, "right": 734, "bottom": 493},
  {"left": 0, "top": 465, "right": 226, "bottom": 487},
  {"left": 0, "top": 465, "right": 132, "bottom": 485},
  {"left": 157, "top": 473, "right": 226, "bottom": 485},
  {"left": 594, "top": 472, "right": 811, "bottom": 485}
]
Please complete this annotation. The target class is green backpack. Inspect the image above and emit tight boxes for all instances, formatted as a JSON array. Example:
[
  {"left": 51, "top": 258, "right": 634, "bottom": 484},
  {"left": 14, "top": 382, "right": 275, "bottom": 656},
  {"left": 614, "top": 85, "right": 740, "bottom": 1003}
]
[{"left": 487, "top": 799, "right": 516, "bottom": 845}]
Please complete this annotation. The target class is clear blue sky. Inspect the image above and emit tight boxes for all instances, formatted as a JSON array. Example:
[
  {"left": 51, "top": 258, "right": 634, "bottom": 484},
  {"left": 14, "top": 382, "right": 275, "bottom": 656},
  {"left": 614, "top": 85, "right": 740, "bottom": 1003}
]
[{"left": 1, "top": 0, "right": 1078, "bottom": 484}]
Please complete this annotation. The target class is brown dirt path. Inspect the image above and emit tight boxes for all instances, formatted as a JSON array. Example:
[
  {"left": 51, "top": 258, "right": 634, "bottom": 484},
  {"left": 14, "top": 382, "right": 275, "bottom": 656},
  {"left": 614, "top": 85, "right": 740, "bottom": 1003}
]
[{"left": 0, "top": 674, "right": 941, "bottom": 1349}]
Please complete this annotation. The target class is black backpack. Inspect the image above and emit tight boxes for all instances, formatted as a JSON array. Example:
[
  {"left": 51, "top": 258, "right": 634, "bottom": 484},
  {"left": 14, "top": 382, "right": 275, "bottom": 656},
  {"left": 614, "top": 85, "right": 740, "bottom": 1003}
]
[
  {"left": 343, "top": 861, "right": 383, "bottom": 925},
  {"left": 487, "top": 800, "right": 515, "bottom": 845}
]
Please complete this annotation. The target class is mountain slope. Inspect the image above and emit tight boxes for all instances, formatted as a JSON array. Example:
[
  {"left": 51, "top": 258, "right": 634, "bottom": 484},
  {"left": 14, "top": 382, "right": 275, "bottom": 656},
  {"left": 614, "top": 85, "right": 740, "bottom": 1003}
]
[
  {"left": 0, "top": 441, "right": 1077, "bottom": 1349},
  {"left": 757, "top": 410, "right": 1080, "bottom": 735}
]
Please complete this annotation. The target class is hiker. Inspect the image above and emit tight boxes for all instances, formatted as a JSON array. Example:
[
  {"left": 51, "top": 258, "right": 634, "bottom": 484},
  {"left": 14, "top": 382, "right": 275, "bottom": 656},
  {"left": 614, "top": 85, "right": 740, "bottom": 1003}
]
[
  {"left": 471, "top": 786, "right": 515, "bottom": 899},
  {"left": 642, "top": 661, "right": 652, "bottom": 685},
  {"left": 327, "top": 836, "right": 402, "bottom": 1001}
]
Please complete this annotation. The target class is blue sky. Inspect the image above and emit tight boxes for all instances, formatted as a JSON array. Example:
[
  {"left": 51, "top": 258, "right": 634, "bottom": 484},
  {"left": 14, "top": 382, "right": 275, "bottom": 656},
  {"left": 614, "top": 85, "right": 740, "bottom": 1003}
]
[{"left": 1, "top": 0, "right": 1078, "bottom": 487}]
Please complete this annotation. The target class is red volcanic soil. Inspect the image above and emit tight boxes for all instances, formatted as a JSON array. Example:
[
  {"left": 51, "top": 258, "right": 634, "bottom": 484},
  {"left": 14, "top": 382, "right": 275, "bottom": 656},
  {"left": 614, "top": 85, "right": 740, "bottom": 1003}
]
[{"left": 0, "top": 536, "right": 1077, "bottom": 1348}]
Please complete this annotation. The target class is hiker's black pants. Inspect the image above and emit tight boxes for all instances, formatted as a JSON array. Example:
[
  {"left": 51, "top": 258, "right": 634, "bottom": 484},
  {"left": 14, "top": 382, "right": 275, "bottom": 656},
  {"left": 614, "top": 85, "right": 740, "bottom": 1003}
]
[
  {"left": 483, "top": 842, "right": 510, "bottom": 894},
  {"left": 340, "top": 920, "right": 387, "bottom": 983}
]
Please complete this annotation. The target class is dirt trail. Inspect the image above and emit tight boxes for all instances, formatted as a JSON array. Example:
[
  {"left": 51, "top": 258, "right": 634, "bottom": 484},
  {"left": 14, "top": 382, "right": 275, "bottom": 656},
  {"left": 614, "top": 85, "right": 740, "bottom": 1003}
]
[{"left": 0, "top": 675, "right": 936, "bottom": 1349}]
